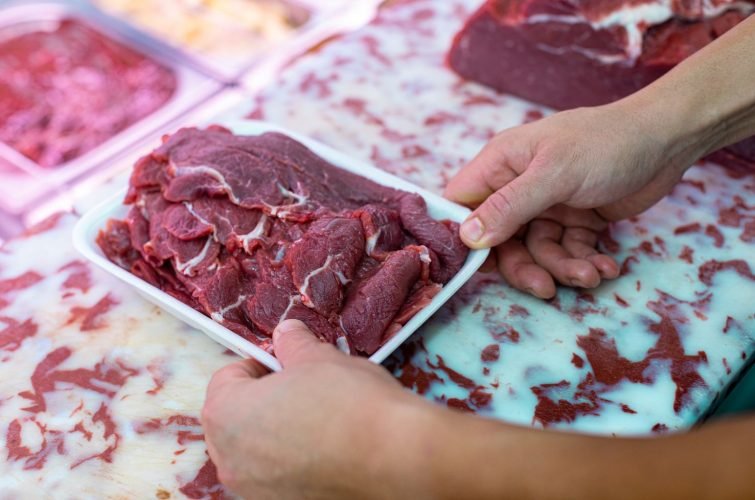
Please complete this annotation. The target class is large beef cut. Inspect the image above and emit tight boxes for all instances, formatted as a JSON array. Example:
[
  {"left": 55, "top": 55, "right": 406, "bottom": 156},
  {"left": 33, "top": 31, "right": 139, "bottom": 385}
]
[
  {"left": 448, "top": 0, "right": 755, "bottom": 167},
  {"left": 97, "top": 127, "right": 468, "bottom": 356}
]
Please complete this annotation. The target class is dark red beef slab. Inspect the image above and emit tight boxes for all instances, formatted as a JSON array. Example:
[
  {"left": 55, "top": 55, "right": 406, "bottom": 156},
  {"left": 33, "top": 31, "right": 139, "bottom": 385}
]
[
  {"left": 99, "top": 128, "right": 469, "bottom": 356},
  {"left": 448, "top": 0, "right": 755, "bottom": 167}
]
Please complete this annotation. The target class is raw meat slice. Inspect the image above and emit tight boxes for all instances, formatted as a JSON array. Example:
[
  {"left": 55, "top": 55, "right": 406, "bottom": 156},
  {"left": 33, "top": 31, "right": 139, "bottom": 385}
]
[
  {"left": 98, "top": 128, "right": 470, "bottom": 357},
  {"left": 448, "top": 0, "right": 755, "bottom": 166},
  {"left": 355, "top": 205, "right": 405, "bottom": 259},
  {"left": 286, "top": 217, "right": 365, "bottom": 317},
  {"left": 340, "top": 248, "right": 425, "bottom": 355},
  {"left": 398, "top": 194, "right": 467, "bottom": 283}
]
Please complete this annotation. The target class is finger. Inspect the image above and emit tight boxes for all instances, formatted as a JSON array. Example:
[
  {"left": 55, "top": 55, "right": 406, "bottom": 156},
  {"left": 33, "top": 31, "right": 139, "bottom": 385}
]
[
  {"left": 539, "top": 206, "right": 607, "bottom": 232},
  {"left": 206, "top": 358, "right": 270, "bottom": 395},
  {"left": 525, "top": 220, "right": 601, "bottom": 288},
  {"left": 460, "top": 171, "right": 562, "bottom": 249},
  {"left": 561, "top": 228, "right": 620, "bottom": 279},
  {"left": 496, "top": 239, "right": 556, "bottom": 299},
  {"left": 273, "top": 319, "right": 344, "bottom": 367},
  {"left": 444, "top": 138, "right": 519, "bottom": 207},
  {"left": 479, "top": 253, "right": 498, "bottom": 274}
]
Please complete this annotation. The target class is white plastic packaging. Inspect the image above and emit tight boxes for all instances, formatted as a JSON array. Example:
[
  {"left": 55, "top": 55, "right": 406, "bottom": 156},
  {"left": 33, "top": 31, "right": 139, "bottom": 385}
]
[{"left": 73, "top": 120, "right": 489, "bottom": 371}]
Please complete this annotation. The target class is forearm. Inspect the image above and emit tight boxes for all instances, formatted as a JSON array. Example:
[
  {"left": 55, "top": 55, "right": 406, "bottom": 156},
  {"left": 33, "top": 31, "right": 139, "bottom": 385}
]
[
  {"left": 620, "top": 14, "right": 755, "bottom": 169},
  {"left": 411, "top": 411, "right": 755, "bottom": 499}
]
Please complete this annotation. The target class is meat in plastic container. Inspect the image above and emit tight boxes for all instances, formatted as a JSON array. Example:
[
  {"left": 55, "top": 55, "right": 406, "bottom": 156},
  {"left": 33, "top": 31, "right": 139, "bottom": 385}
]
[
  {"left": 0, "top": 0, "right": 222, "bottom": 213},
  {"left": 73, "top": 120, "right": 489, "bottom": 371},
  {"left": 90, "top": 0, "right": 382, "bottom": 83}
]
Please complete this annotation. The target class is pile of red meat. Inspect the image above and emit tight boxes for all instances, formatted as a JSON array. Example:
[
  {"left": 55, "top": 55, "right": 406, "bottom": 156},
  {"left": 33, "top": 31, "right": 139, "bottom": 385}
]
[
  {"left": 448, "top": 0, "right": 755, "bottom": 167},
  {"left": 0, "top": 19, "right": 177, "bottom": 167},
  {"left": 97, "top": 127, "right": 468, "bottom": 355}
]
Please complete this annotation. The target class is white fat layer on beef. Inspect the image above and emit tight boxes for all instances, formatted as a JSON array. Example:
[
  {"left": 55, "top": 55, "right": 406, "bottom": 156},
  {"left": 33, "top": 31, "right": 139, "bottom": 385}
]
[
  {"left": 365, "top": 228, "right": 382, "bottom": 257},
  {"left": 174, "top": 237, "right": 214, "bottom": 276},
  {"left": 526, "top": 0, "right": 755, "bottom": 62},
  {"left": 272, "top": 245, "right": 287, "bottom": 264},
  {"left": 183, "top": 202, "right": 216, "bottom": 237},
  {"left": 210, "top": 294, "right": 248, "bottom": 323},
  {"left": 336, "top": 336, "right": 351, "bottom": 354},
  {"left": 333, "top": 269, "right": 350, "bottom": 286},
  {"left": 171, "top": 163, "right": 241, "bottom": 204},
  {"left": 265, "top": 182, "right": 310, "bottom": 218},
  {"left": 417, "top": 245, "right": 431, "bottom": 264},
  {"left": 237, "top": 214, "right": 269, "bottom": 253},
  {"left": 299, "top": 255, "right": 334, "bottom": 307},
  {"left": 279, "top": 294, "right": 301, "bottom": 322},
  {"left": 136, "top": 194, "right": 149, "bottom": 220}
]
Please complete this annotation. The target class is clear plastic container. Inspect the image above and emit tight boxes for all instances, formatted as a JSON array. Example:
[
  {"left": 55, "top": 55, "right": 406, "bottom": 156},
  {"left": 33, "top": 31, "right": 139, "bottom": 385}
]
[
  {"left": 0, "top": 0, "right": 222, "bottom": 214},
  {"left": 91, "top": 0, "right": 381, "bottom": 82}
]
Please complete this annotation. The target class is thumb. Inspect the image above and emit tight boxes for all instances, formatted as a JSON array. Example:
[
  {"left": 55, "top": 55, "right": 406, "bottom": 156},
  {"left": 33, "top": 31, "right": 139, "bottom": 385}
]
[
  {"left": 459, "top": 171, "right": 561, "bottom": 248},
  {"left": 273, "top": 319, "right": 343, "bottom": 367}
]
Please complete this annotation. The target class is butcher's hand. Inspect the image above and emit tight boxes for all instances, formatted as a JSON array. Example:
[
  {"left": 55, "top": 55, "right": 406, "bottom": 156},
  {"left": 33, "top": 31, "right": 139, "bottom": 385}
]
[
  {"left": 445, "top": 102, "right": 690, "bottom": 298},
  {"left": 202, "top": 319, "right": 443, "bottom": 500},
  {"left": 446, "top": 13, "right": 755, "bottom": 299}
]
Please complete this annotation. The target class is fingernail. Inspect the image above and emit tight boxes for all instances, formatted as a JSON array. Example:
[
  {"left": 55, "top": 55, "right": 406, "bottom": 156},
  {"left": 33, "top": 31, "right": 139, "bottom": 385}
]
[{"left": 461, "top": 217, "right": 485, "bottom": 243}]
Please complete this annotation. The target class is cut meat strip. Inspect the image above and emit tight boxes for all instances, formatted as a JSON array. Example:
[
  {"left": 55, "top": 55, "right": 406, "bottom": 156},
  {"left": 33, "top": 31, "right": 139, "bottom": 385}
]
[
  {"left": 97, "top": 219, "right": 139, "bottom": 269},
  {"left": 286, "top": 217, "right": 364, "bottom": 317},
  {"left": 340, "top": 248, "right": 424, "bottom": 355},
  {"left": 354, "top": 205, "right": 404, "bottom": 259},
  {"left": 448, "top": 0, "right": 755, "bottom": 167},
  {"left": 398, "top": 194, "right": 467, "bottom": 283}
]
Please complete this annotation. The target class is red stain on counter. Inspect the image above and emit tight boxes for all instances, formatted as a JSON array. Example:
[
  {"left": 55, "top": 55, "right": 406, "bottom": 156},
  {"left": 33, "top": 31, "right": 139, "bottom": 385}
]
[
  {"left": 704, "top": 225, "right": 725, "bottom": 247},
  {"left": 0, "top": 317, "right": 38, "bottom": 351},
  {"left": 179, "top": 459, "right": 226, "bottom": 500},
  {"left": 59, "top": 261, "right": 93, "bottom": 293},
  {"left": 0, "top": 271, "right": 43, "bottom": 295},
  {"left": 481, "top": 344, "right": 500, "bottom": 362},
  {"left": 135, "top": 415, "right": 205, "bottom": 447},
  {"left": 447, "top": 398, "right": 475, "bottom": 412},
  {"left": 674, "top": 223, "right": 701, "bottom": 235},
  {"left": 621, "top": 404, "right": 637, "bottom": 414},
  {"left": 21, "top": 213, "right": 66, "bottom": 237},
  {"left": 6, "top": 418, "right": 66, "bottom": 470},
  {"left": 679, "top": 246, "right": 694, "bottom": 264},
  {"left": 531, "top": 380, "right": 599, "bottom": 426},
  {"left": 698, "top": 259, "right": 754, "bottom": 286},
  {"left": 614, "top": 294, "right": 629, "bottom": 308},
  {"left": 577, "top": 328, "right": 649, "bottom": 386},
  {"left": 469, "top": 387, "right": 493, "bottom": 408},
  {"left": 66, "top": 294, "right": 119, "bottom": 331},
  {"left": 723, "top": 316, "right": 737, "bottom": 334},
  {"left": 5, "top": 419, "right": 65, "bottom": 470},
  {"left": 647, "top": 297, "right": 709, "bottom": 412},
  {"left": 430, "top": 355, "right": 476, "bottom": 389},
  {"left": 19, "top": 347, "right": 138, "bottom": 413},
  {"left": 571, "top": 353, "right": 584, "bottom": 368},
  {"left": 71, "top": 403, "right": 120, "bottom": 468},
  {"left": 652, "top": 423, "right": 669, "bottom": 433},
  {"left": 508, "top": 304, "right": 530, "bottom": 318}
]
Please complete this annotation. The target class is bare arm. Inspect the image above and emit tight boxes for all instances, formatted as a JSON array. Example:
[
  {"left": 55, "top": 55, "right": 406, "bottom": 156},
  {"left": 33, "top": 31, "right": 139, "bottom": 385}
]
[
  {"left": 203, "top": 322, "right": 755, "bottom": 499},
  {"left": 402, "top": 405, "right": 755, "bottom": 499},
  {"left": 445, "top": 15, "right": 755, "bottom": 298}
]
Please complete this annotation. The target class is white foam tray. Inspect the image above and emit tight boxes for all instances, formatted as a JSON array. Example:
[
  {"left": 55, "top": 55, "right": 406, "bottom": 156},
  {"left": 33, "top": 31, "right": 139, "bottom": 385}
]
[{"left": 73, "top": 120, "right": 489, "bottom": 371}]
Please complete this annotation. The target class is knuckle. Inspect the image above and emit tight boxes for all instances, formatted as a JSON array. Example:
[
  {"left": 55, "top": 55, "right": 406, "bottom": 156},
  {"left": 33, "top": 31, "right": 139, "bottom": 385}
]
[{"left": 485, "top": 189, "right": 516, "bottom": 220}]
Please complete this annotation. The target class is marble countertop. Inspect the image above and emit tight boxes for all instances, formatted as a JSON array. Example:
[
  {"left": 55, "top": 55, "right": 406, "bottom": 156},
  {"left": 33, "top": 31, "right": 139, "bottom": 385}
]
[{"left": 1, "top": 0, "right": 753, "bottom": 497}]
